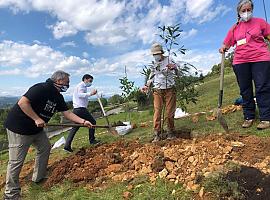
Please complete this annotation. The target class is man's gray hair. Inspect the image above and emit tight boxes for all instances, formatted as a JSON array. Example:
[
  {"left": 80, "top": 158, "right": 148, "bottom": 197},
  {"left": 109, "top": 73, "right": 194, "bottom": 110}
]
[
  {"left": 237, "top": 0, "right": 254, "bottom": 14},
  {"left": 51, "top": 70, "right": 70, "bottom": 81}
]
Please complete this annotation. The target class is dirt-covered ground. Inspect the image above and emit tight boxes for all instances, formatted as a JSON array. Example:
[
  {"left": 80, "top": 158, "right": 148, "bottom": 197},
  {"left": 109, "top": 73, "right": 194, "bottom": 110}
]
[{"left": 1, "top": 132, "right": 270, "bottom": 199}]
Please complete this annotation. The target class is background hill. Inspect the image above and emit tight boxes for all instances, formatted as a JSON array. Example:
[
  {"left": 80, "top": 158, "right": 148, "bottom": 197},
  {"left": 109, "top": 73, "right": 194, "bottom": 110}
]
[{"left": 0, "top": 96, "right": 19, "bottom": 109}]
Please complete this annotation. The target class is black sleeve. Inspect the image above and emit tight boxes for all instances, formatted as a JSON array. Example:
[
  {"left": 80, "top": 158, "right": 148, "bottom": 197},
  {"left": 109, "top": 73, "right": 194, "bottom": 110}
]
[
  {"left": 56, "top": 95, "right": 68, "bottom": 112},
  {"left": 23, "top": 84, "right": 44, "bottom": 102}
]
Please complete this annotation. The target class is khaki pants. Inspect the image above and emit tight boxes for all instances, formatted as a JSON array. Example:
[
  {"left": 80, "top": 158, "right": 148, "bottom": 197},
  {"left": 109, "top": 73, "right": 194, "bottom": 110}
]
[
  {"left": 4, "top": 129, "right": 51, "bottom": 199},
  {"left": 153, "top": 88, "right": 176, "bottom": 133}
]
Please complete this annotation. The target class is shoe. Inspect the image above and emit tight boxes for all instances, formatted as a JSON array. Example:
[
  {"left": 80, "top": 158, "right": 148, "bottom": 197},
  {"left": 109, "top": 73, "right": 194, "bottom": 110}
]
[
  {"left": 63, "top": 147, "right": 73, "bottom": 153},
  {"left": 152, "top": 131, "right": 162, "bottom": 143},
  {"left": 90, "top": 140, "right": 101, "bottom": 145},
  {"left": 3, "top": 194, "right": 22, "bottom": 200},
  {"left": 167, "top": 131, "right": 176, "bottom": 140},
  {"left": 242, "top": 119, "right": 254, "bottom": 128},
  {"left": 32, "top": 176, "right": 49, "bottom": 184},
  {"left": 257, "top": 121, "right": 270, "bottom": 130},
  {"left": 152, "top": 135, "right": 161, "bottom": 143}
]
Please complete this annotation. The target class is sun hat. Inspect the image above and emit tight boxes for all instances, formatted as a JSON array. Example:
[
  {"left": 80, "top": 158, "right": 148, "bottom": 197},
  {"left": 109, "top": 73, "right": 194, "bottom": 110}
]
[{"left": 150, "top": 43, "right": 164, "bottom": 55}]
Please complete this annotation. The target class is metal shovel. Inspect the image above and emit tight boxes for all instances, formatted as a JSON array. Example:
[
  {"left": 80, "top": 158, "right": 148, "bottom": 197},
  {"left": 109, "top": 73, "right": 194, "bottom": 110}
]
[
  {"left": 217, "top": 53, "right": 229, "bottom": 133},
  {"left": 96, "top": 94, "right": 118, "bottom": 135}
]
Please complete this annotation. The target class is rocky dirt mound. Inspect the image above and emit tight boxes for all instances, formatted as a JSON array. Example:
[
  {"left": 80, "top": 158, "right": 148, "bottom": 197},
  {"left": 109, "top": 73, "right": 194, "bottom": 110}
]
[{"left": 43, "top": 133, "right": 270, "bottom": 199}]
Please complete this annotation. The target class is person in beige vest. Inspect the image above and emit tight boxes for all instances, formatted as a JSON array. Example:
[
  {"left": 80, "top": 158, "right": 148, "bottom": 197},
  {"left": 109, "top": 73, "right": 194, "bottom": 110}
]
[{"left": 142, "top": 43, "right": 178, "bottom": 142}]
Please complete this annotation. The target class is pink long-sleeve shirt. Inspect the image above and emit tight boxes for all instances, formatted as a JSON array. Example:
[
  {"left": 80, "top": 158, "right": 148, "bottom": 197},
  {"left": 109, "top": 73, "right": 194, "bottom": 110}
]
[{"left": 223, "top": 17, "right": 270, "bottom": 65}]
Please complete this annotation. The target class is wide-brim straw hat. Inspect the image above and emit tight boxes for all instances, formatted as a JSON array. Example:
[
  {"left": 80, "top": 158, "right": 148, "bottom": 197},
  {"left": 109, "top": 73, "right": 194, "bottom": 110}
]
[{"left": 151, "top": 43, "right": 164, "bottom": 55}]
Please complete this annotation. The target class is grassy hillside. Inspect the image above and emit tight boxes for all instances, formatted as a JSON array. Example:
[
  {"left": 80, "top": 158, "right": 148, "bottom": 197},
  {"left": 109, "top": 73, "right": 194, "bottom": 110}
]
[{"left": 1, "top": 71, "right": 269, "bottom": 199}]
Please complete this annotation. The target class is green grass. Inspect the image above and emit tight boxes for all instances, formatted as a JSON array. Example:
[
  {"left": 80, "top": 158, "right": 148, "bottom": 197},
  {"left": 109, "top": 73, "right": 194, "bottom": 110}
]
[
  {"left": 23, "top": 178, "right": 192, "bottom": 200},
  {"left": 202, "top": 172, "right": 243, "bottom": 199},
  {"left": 1, "top": 70, "right": 270, "bottom": 199}
]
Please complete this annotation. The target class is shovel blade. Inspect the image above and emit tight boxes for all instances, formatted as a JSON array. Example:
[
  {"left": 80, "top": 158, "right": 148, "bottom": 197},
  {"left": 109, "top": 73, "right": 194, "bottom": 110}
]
[
  {"left": 107, "top": 127, "right": 118, "bottom": 135},
  {"left": 217, "top": 109, "right": 229, "bottom": 133}
]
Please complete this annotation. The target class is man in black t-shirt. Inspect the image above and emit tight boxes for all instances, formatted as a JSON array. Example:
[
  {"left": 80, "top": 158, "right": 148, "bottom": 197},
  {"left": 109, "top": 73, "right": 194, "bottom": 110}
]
[{"left": 3, "top": 70, "right": 93, "bottom": 200}]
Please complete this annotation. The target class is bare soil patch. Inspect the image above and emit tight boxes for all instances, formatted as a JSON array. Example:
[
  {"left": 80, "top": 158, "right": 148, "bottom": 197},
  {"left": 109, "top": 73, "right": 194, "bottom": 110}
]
[{"left": 1, "top": 132, "right": 270, "bottom": 199}]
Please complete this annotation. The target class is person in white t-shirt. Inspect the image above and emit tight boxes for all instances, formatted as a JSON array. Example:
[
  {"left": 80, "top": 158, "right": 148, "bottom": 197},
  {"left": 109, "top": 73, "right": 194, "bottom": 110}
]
[
  {"left": 142, "top": 43, "right": 178, "bottom": 142},
  {"left": 64, "top": 74, "right": 98, "bottom": 152}
]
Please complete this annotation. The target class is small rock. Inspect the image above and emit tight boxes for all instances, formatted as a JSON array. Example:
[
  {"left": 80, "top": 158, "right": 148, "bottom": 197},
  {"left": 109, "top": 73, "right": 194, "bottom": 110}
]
[
  {"left": 123, "top": 191, "right": 132, "bottom": 199},
  {"left": 231, "top": 141, "right": 245, "bottom": 147},
  {"left": 167, "top": 174, "right": 176, "bottom": 179},
  {"left": 188, "top": 156, "right": 195, "bottom": 163},
  {"left": 159, "top": 168, "right": 168, "bottom": 179},
  {"left": 199, "top": 187, "right": 204, "bottom": 198}
]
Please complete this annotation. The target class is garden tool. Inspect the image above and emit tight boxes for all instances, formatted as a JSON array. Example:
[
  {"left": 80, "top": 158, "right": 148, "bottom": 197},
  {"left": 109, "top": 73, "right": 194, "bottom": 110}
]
[
  {"left": 217, "top": 52, "right": 229, "bottom": 133},
  {"left": 46, "top": 123, "right": 126, "bottom": 129},
  {"left": 96, "top": 94, "right": 118, "bottom": 135}
]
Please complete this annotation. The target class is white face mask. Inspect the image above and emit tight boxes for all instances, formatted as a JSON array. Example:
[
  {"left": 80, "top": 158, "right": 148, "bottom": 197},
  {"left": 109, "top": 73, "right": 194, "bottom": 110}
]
[
  {"left": 60, "top": 85, "right": 69, "bottom": 92},
  {"left": 85, "top": 82, "right": 92, "bottom": 87},
  {"left": 153, "top": 55, "right": 162, "bottom": 62},
  {"left": 240, "top": 11, "right": 253, "bottom": 22}
]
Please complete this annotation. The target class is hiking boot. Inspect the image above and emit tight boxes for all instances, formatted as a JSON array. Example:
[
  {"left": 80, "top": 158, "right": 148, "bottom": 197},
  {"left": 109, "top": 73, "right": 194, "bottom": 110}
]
[
  {"left": 167, "top": 130, "right": 176, "bottom": 140},
  {"left": 90, "top": 140, "right": 101, "bottom": 145},
  {"left": 257, "top": 121, "right": 270, "bottom": 130},
  {"left": 3, "top": 194, "right": 22, "bottom": 200},
  {"left": 152, "top": 131, "right": 161, "bottom": 143},
  {"left": 63, "top": 147, "right": 73, "bottom": 153},
  {"left": 242, "top": 119, "right": 254, "bottom": 128},
  {"left": 32, "top": 176, "right": 49, "bottom": 184}
]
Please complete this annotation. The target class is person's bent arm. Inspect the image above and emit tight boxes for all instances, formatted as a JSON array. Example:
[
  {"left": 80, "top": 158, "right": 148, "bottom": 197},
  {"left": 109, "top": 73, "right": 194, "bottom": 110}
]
[
  {"left": 77, "top": 87, "right": 91, "bottom": 98},
  {"left": 62, "top": 110, "right": 93, "bottom": 128},
  {"left": 18, "top": 96, "right": 45, "bottom": 127}
]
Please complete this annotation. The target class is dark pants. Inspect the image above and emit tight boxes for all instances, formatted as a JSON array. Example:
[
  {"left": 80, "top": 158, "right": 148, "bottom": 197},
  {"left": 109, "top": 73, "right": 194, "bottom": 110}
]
[
  {"left": 65, "top": 107, "right": 96, "bottom": 148},
  {"left": 233, "top": 61, "right": 270, "bottom": 121}
]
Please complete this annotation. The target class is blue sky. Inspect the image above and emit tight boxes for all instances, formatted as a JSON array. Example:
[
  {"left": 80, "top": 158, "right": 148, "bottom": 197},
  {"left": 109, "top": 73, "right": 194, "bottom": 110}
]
[{"left": 0, "top": 0, "right": 269, "bottom": 99}]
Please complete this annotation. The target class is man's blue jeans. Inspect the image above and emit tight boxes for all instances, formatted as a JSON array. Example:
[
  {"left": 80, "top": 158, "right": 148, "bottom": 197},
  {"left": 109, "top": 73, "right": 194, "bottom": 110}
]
[{"left": 233, "top": 61, "right": 270, "bottom": 121}]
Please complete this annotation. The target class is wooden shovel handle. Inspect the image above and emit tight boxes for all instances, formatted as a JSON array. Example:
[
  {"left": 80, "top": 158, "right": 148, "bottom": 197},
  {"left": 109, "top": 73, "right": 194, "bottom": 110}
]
[{"left": 45, "top": 123, "right": 126, "bottom": 128}]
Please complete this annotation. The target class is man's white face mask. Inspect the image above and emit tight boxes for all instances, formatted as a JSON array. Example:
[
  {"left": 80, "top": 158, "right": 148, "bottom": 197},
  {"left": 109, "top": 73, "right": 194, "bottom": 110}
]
[
  {"left": 240, "top": 11, "right": 253, "bottom": 22},
  {"left": 153, "top": 54, "right": 162, "bottom": 62}
]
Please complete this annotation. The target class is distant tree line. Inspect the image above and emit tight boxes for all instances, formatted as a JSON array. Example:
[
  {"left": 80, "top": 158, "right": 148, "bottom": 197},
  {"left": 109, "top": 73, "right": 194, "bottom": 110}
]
[{"left": 207, "top": 52, "right": 234, "bottom": 77}]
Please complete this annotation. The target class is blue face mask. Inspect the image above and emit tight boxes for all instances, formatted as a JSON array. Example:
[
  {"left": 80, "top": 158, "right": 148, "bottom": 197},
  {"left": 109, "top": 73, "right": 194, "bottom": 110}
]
[{"left": 85, "top": 82, "right": 92, "bottom": 87}]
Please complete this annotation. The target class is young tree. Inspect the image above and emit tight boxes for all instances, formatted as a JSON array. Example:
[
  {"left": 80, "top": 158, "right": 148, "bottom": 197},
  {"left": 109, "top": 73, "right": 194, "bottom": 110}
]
[
  {"left": 144, "top": 24, "right": 202, "bottom": 111},
  {"left": 119, "top": 66, "right": 136, "bottom": 121}
]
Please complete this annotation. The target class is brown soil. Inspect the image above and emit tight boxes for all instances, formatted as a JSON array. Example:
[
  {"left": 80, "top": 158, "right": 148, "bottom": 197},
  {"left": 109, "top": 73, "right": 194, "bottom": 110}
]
[{"left": 2, "top": 132, "right": 270, "bottom": 199}]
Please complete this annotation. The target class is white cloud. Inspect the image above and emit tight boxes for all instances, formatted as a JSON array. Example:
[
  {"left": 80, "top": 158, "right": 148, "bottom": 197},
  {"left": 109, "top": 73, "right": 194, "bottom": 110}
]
[
  {"left": 0, "top": 68, "right": 21, "bottom": 76},
  {"left": 0, "top": 86, "right": 27, "bottom": 96},
  {"left": 0, "top": 40, "right": 221, "bottom": 96},
  {"left": 32, "top": 40, "right": 42, "bottom": 44},
  {"left": 0, "top": 40, "right": 148, "bottom": 80},
  {"left": 184, "top": 0, "right": 231, "bottom": 24},
  {"left": 82, "top": 52, "right": 89, "bottom": 58},
  {"left": 186, "top": 0, "right": 214, "bottom": 18},
  {"left": 60, "top": 41, "right": 77, "bottom": 48},
  {"left": 0, "top": 31, "right": 5, "bottom": 36},
  {"left": 87, "top": 49, "right": 150, "bottom": 78},
  {"left": 0, "top": 40, "right": 93, "bottom": 77},
  {"left": 177, "top": 49, "right": 220, "bottom": 75},
  {"left": 0, "top": 0, "right": 230, "bottom": 45},
  {"left": 181, "top": 28, "right": 198, "bottom": 39},
  {"left": 48, "top": 21, "right": 77, "bottom": 39}
]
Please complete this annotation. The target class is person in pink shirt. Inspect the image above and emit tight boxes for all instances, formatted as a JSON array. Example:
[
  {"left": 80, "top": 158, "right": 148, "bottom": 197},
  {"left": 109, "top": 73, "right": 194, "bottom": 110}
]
[{"left": 219, "top": 0, "right": 270, "bottom": 130}]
